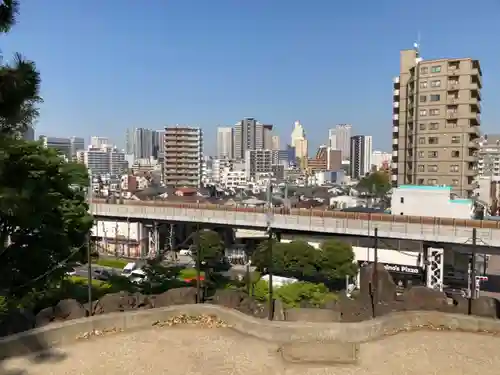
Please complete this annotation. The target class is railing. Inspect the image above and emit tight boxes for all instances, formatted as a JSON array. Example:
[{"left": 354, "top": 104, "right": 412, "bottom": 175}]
[{"left": 91, "top": 199, "right": 500, "bottom": 230}]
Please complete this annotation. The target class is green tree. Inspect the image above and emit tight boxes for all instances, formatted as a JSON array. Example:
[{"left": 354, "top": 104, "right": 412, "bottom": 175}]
[
  {"left": 0, "top": 0, "right": 93, "bottom": 301},
  {"left": 194, "top": 230, "right": 225, "bottom": 268},
  {"left": 317, "top": 240, "right": 358, "bottom": 280},
  {"left": 356, "top": 170, "right": 391, "bottom": 197}
]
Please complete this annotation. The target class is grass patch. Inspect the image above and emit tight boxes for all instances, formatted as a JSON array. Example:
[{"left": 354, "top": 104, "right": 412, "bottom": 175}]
[
  {"left": 179, "top": 268, "right": 204, "bottom": 279},
  {"left": 95, "top": 258, "right": 129, "bottom": 269}
]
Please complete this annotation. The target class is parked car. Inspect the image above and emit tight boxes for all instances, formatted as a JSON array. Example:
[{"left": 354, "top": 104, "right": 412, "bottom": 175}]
[
  {"left": 121, "top": 262, "right": 138, "bottom": 277},
  {"left": 93, "top": 269, "right": 112, "bottom": 281}
]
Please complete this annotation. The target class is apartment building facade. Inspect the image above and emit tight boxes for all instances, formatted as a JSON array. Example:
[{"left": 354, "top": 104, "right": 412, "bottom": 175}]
[
  {"left": 232, "top": 118, "right": 272, "bottom": 160},
  {"left": 350, "top": 135, "right": 372, "bottom": 179},
  {"left": 392, "top": 48, "right": 482, "bottom": 197},
  {"left": 163, "top": 126, "right": 203, "bottom": 188}
]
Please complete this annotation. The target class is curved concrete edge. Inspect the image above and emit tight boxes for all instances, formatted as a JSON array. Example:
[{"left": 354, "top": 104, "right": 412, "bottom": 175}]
[{"left": 1, "top": 304, "right": 500, "bottom": 360}]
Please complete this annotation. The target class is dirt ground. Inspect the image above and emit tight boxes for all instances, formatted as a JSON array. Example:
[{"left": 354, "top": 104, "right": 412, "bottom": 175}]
[{"left": 3, "top": 327, "right": 500, "bottom": 375}]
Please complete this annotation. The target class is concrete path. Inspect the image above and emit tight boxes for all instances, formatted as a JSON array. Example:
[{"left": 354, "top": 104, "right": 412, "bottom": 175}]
[{"left": 3, "top": 328, "right": 500, "bottom": 374}]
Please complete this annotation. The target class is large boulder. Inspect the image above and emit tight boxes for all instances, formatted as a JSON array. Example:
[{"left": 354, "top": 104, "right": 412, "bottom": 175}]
[
  {"left": 471, "top": 297, "right": 500, "bottom": 318},
  {"left": 53, "top": 299, "right": 86, "bottom": 321},
  {"left": 359, "top": 263, "right": 397, "bottom": 303},
  {"left": 338, "top": 294, "right": 372, "bottom": 322},
  {"left": 153, "top": 287, "right": 197, "bottom": 308},
  {"left": 272, "top": 299, "right": 285, "bottom": 321},
  {"left": 210, "top": 290, "right": 246, "bottom": 309},
  {"left": 286, "top": 307, "right": 341, "bottom": 322},
  {"left": 238, "top": 297, "right": 268, "bottom": 319},
  {"left": 94, "top": 291, "right": 142, "bottom": 314},
  {"left": 0, "top": 308, "right": 35, "bottom": 336},
  {"left": 401, "top": 286, "right": 448, "bottom": 311},
  {"left": 35, "top": 307, "right": 55, "bottom": 327}
]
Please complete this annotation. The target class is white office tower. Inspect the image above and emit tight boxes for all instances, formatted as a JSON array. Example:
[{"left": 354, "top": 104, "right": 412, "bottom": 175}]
[
  {"left": 216, "top": 127, "right": 233, "bottom": 159},
  {"left": 76, "top": 144, "right": 128, "bottom": 177}
]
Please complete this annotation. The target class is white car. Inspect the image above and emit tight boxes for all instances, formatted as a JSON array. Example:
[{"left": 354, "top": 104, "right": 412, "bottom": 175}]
[
  {"left": 121, "top": 262, "right": 137, "bottom": 277},
  {"left": 129, "top": 269, "right": 148, "bottom": 284}
]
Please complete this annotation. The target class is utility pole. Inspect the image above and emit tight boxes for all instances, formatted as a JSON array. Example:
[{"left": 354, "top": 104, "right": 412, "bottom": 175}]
[
  {"left": 195, "top": 223, "right": 202, "bottom": 303},
  {"left": 266, "top": 181, "right": 274, "bottom": 320},
  {"left": 86, "top": 169, "right": 93, "bottom": 316},
  {"left": 468, "top": 228, "right": 478, "bottom": 314},
  {"left": 371, "top": 228, "right": 379, "bottom": 318}
]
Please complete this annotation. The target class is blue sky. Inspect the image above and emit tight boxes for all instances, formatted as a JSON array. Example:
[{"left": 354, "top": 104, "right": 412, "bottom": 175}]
[{"left": 2, "top": 0, "right": 499, "bottom": 154}]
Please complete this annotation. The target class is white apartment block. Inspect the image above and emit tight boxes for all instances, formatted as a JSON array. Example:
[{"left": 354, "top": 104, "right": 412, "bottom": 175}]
[
  {"left": 77, "top": 145, "right": 128, "bottom": 177},
  {"left": 163, "top": 126, "right": 203, "bottom": 188}
]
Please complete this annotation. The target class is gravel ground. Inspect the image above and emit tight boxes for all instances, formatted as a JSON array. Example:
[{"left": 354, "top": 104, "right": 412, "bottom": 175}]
[{"left": 3, "top": 328, "right": 500, "bottom": 375}]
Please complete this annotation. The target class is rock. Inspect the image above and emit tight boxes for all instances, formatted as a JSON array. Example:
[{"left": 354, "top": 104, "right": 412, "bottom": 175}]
[
  {"left": 402, "top": 286, "right": 448, "bottom": 311},
  {"left": 286, "top": 308, "right": 341, "bottom": 322},
  {"left": 471, "top": 297, "right": 500, "bottom": 318},
  {"left": 359, "top": 263, "right": 397, "bottom": 303},
  {"left": 94, "top": 291, "right": 139, "bottom": 314},
  {"left": 238, "top": 297, "right": 267, "bottom": 318},
  {"left": 338, "top": 294, "right": 372, "bottom": 322},
  {"left": 153, "top": 287, "right": 197, "bottom": 308},
  {"left": 35, "top": 307, "right": 55, "bottom": 327},
  {"left": 322, "top": 299, "right": 340, "bottom": 311},
  {"left": 53, "top": 299, "right": 86, "bottom": 321},
  {"left": 211, "top": 290, "right": 246, "bottom": 309},
  {"left": 83, "top": 301, "right": 98, "bottom": 316},
  {"left": 133, "top": 293, "right": 154, "bottom": 309},
  {"left": 0, "top": 308, "right": 35, "bottom": 336},
  {"left": 273, "top": 299, "right": 285, "bottom": 321}
]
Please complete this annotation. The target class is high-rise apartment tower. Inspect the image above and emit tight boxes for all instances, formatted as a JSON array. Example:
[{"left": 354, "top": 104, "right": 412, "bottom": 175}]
[
  {"left": 392, "top": 47, "right": 482, "bottom": 197},
  {"left": 163, "top": 126, "right": 203, "bottom": 188}
]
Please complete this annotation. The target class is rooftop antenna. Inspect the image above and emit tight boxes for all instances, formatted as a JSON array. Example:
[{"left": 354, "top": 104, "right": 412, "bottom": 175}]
[{"left": 414, "top": 31, "right": 422, "bottom": 63}]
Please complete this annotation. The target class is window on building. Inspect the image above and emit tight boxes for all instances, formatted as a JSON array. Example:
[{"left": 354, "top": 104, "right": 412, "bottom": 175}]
[
  {"left": 418, "top": 151, "right": 424, "bottom": 158},
  {"left": 429, "top": 122, "right": 439, "bottom": 130},
  {"left": 420, "top": 81, "right": 428, "bottom": 88},
  {"left": 446, "top": 121, "right": 457, "bottom": 128},
  {"left": 428, "top": 137, "right": 438, "bottom": 144},
  {"left": 417, "top": 179, "right": 424, "bottom": 184},
  {"left": 431, "top": 66, "right": 441, "bottom": 73},
  {"left": 420, "top": 109, "right": 427, "bottom": 116},
  {"left": 421, "top": 67, "right": 429, "bottom": 74},
  {"left": 418, "top": 165, "right": 425, "bottom": 172},
  {"left": 431, "top": 80, "right": 441, "bottom": 87},
  {"left": 450, "top": 165, "right": 459, "bottom": 172},
  {"left": 451, "top": 136, "right": 461, "bottom": 144},
  {"left": 452, "top": 150, "right": 460, "bottom": 158},
  {"left": 420, "top": 95, "right": 427, "bottom": 102},
  {"left": 419, "top": 123, "right": 426, "bottom": 130},
  {"left": 400, "top": 197, "right": 404, "bottom": 203},
  {"left": 428, "top": 151, "right": 438, "bottom": 158},
  {"left": 428, "top": 165, "right": 438, "bottom": 172},
  {"left": 419, "top": 137, "right": 425, "bottom": 144},
  {"left": 452, "top": 179, "right": 459, "bottom": 186},
  {"left": 429, "top": 108, "right": 440, "bottom": 116},
  {"left": 430, "top": 94, "right": 441, "bottom": 102},
  {"left": 427, "top": 179, "right": 438, "bottom": 185}
]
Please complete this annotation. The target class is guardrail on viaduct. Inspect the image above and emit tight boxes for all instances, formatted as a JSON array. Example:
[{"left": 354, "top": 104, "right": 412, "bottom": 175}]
[{"left": 90, "top": 199, "right": 500, "bottom": 247}]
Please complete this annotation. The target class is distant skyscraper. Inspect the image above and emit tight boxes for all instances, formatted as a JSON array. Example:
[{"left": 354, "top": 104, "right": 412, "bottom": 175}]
[
  {"left": 90, "top": 136, "right": 110, "bottom": 149},
  {"left": 271, "top": 135, "right": 280, "bottom": 150},
  {"left": 291, "top": 121, "right": 308, "bottom": 160},
  {"left": 40, "top": 136, "right": 72, "bottom": 160},
  {"left": 232, "top": 118, "right": 271, "bottom": 160},
  {"left": 125, "top": 128, "right": 161, "bottom": 159},
  {"left": 22, "top": 125, "right": 35, "bottom": 141},
  {"left": 217, "top": 127, "right": 233, "bottom": 159},
  {"left": 333, "top": 124, "right": 352, "bottom": 160},
  {"left": 350, "top": 135, "right": 372, "bottom": 179},
  {"left": 328, "top": 128, "right": 336, "bottom": 149},
  {"left": 70, "top": 136, "right": 85, "bottom": 160}
]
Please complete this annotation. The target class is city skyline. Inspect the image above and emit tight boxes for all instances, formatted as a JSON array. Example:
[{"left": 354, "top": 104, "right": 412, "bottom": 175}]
[{"left": 5, "top": 2, "right": 497, "bottom": 154}]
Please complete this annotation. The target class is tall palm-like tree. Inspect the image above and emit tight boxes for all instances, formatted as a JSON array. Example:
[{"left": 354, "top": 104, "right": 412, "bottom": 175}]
[{"left": 0, "top": 0, "right": 42, "bottom": 137}]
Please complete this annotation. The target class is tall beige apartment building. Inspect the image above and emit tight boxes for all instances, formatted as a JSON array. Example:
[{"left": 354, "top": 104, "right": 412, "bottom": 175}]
[
  {"left": 163, "top": 126, "right": 203, "bottom": 188},
  {"left": 392, "top": 48, "right": 482, "bottom": 197}
]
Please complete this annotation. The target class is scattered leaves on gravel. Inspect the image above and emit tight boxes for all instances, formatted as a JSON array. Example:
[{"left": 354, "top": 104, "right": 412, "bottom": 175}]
[
  {"left": 76, "top": 328, "right": 123, "bottom": 340},
  {"left": 152, "top": 314, "right": 230, "bottom": 328}
]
